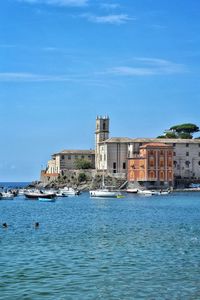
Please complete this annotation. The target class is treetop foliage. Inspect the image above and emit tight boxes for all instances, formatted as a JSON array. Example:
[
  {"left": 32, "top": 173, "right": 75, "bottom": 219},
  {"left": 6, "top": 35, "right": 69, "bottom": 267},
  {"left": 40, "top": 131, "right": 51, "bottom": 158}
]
[{"left": 157, "top": 123, "right": 199, "bottom": 139}]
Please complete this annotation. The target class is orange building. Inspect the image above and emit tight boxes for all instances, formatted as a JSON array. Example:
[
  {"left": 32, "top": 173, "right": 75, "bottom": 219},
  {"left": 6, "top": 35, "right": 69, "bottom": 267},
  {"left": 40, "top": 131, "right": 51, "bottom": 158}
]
[{"left": 128, "top": 143, "right": 174, "bottom": 188}]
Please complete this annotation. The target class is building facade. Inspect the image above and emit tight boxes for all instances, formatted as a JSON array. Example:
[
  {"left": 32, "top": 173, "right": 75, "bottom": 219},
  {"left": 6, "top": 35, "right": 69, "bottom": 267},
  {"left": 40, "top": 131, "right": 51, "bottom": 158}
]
[
  {"left": 95, "top": 117, "right": 200, "bottom": 182},
  {"left": 128, "top": 143, "right": 174, "bottom": 188},
  {"left": 46, "top": 150, "right": 95, "bottom": 175}
]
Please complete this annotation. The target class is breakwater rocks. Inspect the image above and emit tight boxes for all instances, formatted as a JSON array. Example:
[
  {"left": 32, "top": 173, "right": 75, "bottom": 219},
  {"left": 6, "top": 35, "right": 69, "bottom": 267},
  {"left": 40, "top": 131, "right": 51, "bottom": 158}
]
[{"left": 36, "top": 172, "right": 127, "bottom": 191}]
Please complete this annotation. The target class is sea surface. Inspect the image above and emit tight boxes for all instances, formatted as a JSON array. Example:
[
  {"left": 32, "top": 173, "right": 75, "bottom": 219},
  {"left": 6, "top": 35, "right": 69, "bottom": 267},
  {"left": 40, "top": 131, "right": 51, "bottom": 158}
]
[{"left": 1, "top": 188, "right": 200, "bottom": 299}]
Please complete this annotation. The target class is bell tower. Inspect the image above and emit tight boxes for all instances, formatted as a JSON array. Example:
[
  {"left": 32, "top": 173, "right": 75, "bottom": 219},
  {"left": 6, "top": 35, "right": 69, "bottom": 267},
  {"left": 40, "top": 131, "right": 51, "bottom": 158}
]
[{"left": 95, "top": 116, "right": 109, "bottom": 169}]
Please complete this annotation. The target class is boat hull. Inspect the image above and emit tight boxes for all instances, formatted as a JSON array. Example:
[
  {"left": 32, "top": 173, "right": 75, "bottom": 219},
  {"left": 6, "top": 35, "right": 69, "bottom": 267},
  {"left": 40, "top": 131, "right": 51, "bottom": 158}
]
[
  {"left": 89, "top": 190, "right": 120, "bottom": 198},
  {"left": 126, "top": 189, "right": 138, "bottom": 193},
  {"left": 24, "top": 193, "right": 56, "bottom": 199}
]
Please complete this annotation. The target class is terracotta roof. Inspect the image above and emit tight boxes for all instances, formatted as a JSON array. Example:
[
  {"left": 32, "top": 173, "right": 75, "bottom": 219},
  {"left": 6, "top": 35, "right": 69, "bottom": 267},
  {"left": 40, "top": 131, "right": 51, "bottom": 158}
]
[{"left": 140, "top": 143, "right": 173, "bottom": 148}]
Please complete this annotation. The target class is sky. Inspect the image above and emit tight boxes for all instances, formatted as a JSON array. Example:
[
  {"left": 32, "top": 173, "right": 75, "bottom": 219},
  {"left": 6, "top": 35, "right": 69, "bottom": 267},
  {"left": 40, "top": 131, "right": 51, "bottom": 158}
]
[{"left": 0, "top": 0, "right": 200, "bottom": 181}]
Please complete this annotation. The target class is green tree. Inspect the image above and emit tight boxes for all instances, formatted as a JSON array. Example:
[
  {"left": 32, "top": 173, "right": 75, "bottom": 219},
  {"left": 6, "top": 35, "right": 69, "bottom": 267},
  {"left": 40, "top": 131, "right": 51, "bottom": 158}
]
[
  {"left": 74, "top": 158, "right": 92, "bottom": 169},
  {"left": 157, "top": 123, "right": 199, "bottom": 139},
  {"left": 78, "top": 173, "right": 87, "bottom": 182}
]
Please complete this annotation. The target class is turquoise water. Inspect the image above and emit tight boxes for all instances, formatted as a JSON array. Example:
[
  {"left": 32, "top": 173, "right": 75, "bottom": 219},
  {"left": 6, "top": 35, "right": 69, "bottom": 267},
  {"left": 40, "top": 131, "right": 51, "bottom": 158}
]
[{"left": 1, "top": 192, "right": 200, "bottom": 299}]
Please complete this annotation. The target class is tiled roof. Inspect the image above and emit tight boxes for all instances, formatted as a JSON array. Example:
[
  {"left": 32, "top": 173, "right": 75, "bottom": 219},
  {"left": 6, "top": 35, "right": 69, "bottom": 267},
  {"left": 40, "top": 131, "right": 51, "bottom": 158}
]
[
  {"left": 100, "top": 137, "right": 200, "bottom": 144},
  {"left": 53, "top": 150, "right": 95, "bottom": 156},
  {"left": 140, "top": 143, "right": 173, "bottom": 148}
]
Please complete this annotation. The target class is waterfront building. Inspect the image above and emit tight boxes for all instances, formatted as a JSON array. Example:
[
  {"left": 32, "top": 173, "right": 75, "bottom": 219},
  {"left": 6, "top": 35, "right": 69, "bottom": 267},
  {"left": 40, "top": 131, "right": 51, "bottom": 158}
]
[
  {"left": 127, "top": 143, "right": 174, "bottom": 189},
  {"left": 46, "top": 150, "right": 95, "bottom": 175},
  {"left": 95, "top": 117, "right": 200, "bottom": 184}
]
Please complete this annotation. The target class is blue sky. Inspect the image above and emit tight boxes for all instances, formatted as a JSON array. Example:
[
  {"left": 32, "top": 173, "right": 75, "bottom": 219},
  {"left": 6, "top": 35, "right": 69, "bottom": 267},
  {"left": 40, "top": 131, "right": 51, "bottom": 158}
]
[{"left": 0, "top": 0, "right": 200, "bottom": 181}]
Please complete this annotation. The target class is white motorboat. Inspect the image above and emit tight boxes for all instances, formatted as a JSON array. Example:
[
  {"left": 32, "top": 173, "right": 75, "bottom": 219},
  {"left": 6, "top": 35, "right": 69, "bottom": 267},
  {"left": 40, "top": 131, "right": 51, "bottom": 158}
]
[
  {"left": 151, "top": 190, "right": 171, "bottom": 196},
  {"left": 56, "top": 191, "right": 68, "bottom": 197},
  {"left": 138, "top": 190, "right": 153, "bottom": 196},
  {"left": 0, "top": 192, "right": 14, "bottom": 200},
  {"left": 58, "top": 187, "right": 80, "bottom": 196},
  {"left": 89, "top": 188, "right": 121, "bottom": 198}
]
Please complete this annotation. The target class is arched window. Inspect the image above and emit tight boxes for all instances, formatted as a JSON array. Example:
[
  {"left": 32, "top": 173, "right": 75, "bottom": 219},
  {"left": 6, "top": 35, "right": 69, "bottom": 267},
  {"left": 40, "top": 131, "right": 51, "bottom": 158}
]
[{"left": 160, "top": 171, "right": 164, "bottom": 181}]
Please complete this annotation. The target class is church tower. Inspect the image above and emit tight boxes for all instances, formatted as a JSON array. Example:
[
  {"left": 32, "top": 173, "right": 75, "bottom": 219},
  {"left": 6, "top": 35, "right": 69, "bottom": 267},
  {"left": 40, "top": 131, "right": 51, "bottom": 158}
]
[{"left": 95, "top": 116, "right": 109, "bottom": 169}]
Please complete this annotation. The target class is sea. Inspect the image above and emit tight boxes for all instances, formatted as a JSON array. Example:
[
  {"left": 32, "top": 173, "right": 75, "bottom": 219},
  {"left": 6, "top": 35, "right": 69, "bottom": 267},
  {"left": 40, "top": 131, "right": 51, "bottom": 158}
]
[{"left": 0, "top": 183, "right": 200, "bottom": 299}]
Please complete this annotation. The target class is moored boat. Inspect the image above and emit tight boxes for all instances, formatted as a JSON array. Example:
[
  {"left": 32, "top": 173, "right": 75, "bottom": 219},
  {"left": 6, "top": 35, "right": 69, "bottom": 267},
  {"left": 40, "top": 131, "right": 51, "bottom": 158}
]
[
  {"left": 0, "top": 192, "right": 14, "bottom": 200},
  {"left": 59, "top": 187, "right": 80, "bottom": 196},
  {"left": 24, "top": 190, "right": 56, "bottom": 199},
  {"left": 89, "top": 187, "right": 122, "bottom": 198},
  {"left": 138, "top": 190, "right": 153, "bottom": 196}
]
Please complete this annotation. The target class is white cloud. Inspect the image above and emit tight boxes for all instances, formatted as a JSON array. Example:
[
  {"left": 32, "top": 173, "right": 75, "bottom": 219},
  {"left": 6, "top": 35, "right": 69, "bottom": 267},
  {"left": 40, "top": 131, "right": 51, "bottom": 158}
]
[
  {"left": 106, "top": 58, "right": 187, "bottom": 76},
  {"left": 0, "top": 72, "right": 72, "bottom": 82},
  {"left": 108, "top": 67, "right": 156, "bottom": 76},
  {"left": 82, "top": 13, "right": 133, "bottom": 24},
  {"left": 18, "top": 0, "right": 88, "bottom": 7}
]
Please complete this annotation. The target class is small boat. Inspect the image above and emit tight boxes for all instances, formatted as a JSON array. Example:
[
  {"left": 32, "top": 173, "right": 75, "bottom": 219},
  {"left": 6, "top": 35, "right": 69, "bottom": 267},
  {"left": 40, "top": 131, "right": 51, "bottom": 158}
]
[
  {"left": 151, "top": 190, "right": 171, "bottom": 196},
  {"left": 59, "top": 187, "right": 80, "bottom": 196},
  {"left": 138, "top": 190, "right": 153, "bottom": 196},
  {"left": 117, "top": 194, "right": 125, "bottom": 199},
  {"left": 38, "top": 198, "right": 56, "bottom": 202},
  {"left": 56, "top": 191, "right": 68, "bottom": 197},
  {"left": 24, "top": 190, "right": 56, "bottom": 199},
  {"left": 0, "top": 192, "right": 14, "bottom": 200},
  {"left": 126, "top": 188, "right": 138, "bottom": 193},
  {"left": 89, "top": 188, "right": 122, "bottom": 198}
]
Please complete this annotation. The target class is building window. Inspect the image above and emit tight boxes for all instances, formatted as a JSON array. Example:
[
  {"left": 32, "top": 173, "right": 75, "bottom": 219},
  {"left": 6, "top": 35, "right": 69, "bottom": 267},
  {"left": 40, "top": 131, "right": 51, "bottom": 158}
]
[
  {"left": 123, "top": 162, "right": 126, "bottom": 169},
  {"left": 173, "top": 143, "right": 176, "bottom": 147},
  {"left": 174, "top": 161, "right": 177, "bottom": 167},
  {"left": 68, "top": 155, "right": 71, "bottom": 160},
  {"left": 103, "top": 122, "right": 106, "bottom": 130},
  {"left": 81, "top": 155, "right": 84, "bottom": 159},
  {"left": 88, "top": 155, "right": 91, "bottom": 158},
  {"left": 113, "top": 162, "right": 116, "bottom": 169},
  {"left": 186, "top": 152, "right": 189, "bottom": 156},
  {"left": 160, "top": 150, "right": 164, "bottom": 155},
  {"left": 173, "top": 152, "right": 176, "bottom": 156},
  {"left": 168, "top": 160, "right": 172, "bottom": 167},
  {"left": 61, "top": 155, "right": 65, "bottom": 160},
  {"left": 185, "top": 161, "right": 190, "bottom": 167},
  {"left": 150, "top": 159, "right": 154, "bottom": 167}
]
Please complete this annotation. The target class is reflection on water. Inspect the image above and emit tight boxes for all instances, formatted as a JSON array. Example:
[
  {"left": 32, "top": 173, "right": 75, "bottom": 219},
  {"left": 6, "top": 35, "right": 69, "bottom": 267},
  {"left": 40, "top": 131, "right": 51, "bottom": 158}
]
[{"left": 1, "top": 192, "right": 200, "bottom": 299}]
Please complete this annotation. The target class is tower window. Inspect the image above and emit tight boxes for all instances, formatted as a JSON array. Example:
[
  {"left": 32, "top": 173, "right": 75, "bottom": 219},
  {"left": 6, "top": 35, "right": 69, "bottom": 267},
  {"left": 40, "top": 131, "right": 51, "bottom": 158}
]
[{"left": 123, "top": 162, "right": 126, "bottom": 169}]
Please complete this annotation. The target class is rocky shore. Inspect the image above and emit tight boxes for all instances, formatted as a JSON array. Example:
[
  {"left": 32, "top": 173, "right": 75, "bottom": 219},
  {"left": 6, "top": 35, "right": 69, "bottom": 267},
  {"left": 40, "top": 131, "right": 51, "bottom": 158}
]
[{"left": 30, "top": 173, "right": 127, "bottom": 191}]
